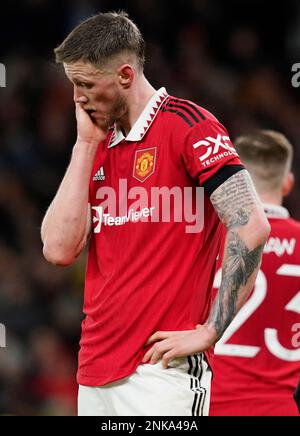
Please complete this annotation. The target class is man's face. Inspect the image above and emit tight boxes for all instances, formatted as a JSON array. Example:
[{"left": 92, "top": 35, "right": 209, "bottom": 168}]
[{"left": 64, "top": 61, "right": 128, "bottom": 129}]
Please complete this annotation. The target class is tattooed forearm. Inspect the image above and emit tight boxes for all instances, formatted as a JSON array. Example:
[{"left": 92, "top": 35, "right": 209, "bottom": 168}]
[
  {"left": 208, "top": 170, "right": 268, "bottom": 340},
  {"left": 211, "top": 170, "right": 259, "bottom": 228},
  {"left": 208, "top": 231, "right": 264, "bottom": 338}
]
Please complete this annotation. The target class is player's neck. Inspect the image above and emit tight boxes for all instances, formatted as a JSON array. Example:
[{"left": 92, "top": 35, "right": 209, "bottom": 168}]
[
  {"left": 258, "top": 191, "right": 283, "bottom": 207},
  {"left": 119, "top": 76, "right": 156, "bottom": 136}
]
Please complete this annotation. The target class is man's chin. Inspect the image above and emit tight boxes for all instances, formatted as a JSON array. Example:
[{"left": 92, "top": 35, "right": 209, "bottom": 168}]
[{"left": 95, "top": 118, "right": 113, "bottom": 130}]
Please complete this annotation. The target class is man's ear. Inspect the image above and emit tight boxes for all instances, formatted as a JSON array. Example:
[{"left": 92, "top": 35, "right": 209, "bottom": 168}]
[
  {"left": 117, "top": 65, "right": 134, "bottom": 89},
  {"left": 282, "top": 172, "right": 295, "bottom": 197}
]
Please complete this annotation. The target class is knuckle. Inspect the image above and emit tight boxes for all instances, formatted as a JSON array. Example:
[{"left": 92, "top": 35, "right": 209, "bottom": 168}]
[
  {"left": 154, "top": 343, "right": 162, "bottom": 352},
  {"left": 163, "top": 352, "right": 170, "bottom": 361}
]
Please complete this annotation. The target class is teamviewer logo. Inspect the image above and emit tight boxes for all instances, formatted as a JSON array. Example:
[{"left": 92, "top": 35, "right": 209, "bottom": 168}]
[
  {"left": 0, "top": 63, "right": 6, "bottom": 88},
  {"left": 0, "top": 323, "right": 6, "bottom": 348}
]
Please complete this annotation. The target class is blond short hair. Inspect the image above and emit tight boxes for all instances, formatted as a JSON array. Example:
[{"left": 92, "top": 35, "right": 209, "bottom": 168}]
[
  {"left": 234, "top": 130, "right": 293, "bottom": 192},
  {"left": 54, "top": 11, "right": 145, "bottom": 70}
]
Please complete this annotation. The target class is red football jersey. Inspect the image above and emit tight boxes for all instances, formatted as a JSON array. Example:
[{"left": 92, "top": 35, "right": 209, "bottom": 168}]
[
  {"left": 210, "top": 205, "right": 300, "bottom": 416},
  {"left": 77, "top": 88, "right": 243, "bottom": 386}
]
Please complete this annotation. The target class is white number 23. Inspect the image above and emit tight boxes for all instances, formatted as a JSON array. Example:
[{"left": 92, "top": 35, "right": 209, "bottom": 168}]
[{"left": 213, "top": 264, "right": 300, "bottom": 362}]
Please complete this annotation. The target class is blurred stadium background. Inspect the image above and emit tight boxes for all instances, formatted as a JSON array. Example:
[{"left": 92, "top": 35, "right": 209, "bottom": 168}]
[{"left": 0, "top": 0, "right": 299, "bottom": 416}]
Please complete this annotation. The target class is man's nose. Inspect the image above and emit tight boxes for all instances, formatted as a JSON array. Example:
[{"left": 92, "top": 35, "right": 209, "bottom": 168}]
[{"left": 73, "top": 87, "right": 88, "bottom": 104}]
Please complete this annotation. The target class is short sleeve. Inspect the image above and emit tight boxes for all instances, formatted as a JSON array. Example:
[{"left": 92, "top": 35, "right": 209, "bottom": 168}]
[{"left": 182, "top": 117, "right": 243, "bottom": 189}]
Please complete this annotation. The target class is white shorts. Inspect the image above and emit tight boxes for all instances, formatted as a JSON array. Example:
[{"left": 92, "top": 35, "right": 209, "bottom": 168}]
[{"left": 78, "top": 353, "right": 212, "bottom": 416}]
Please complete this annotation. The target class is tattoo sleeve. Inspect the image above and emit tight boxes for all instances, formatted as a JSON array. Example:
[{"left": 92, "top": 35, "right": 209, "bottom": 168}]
[{"left": 209, "top": 170, "right": 265, "bottom": 338}]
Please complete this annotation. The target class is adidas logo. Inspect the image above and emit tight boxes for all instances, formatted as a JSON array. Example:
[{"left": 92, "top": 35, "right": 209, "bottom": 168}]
[{"left": 93, "top": 166, "right": 105, "bottom": 182}]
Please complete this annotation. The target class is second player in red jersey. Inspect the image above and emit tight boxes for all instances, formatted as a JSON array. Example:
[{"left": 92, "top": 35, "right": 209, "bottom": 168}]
[{"left": 210, "top": 131, "right": 300, "bottom": 416}]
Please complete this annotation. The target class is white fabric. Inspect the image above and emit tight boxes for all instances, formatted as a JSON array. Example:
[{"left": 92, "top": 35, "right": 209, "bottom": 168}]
[
  {"left": 108, "top": 87, "right": 168, "bottom": 148},
  {"left": 78, "top": 354, "right": 212, "bottom": 416},
  {"left": 263, "top": 204, "right": 290, "bottom": 219}
]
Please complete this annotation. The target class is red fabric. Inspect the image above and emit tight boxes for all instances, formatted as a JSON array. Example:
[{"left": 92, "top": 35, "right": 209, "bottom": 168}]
[
  {"left": 210, "top": 217, "right": 300, "bottom": 416},
  {"left": 77, "top": 94, "right": 242, "bottom": 386}
]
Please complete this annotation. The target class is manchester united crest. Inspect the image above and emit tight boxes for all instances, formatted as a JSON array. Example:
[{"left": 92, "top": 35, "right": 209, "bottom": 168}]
[{"left": 133, "top": 147, "right": 157, "bottom": 182}]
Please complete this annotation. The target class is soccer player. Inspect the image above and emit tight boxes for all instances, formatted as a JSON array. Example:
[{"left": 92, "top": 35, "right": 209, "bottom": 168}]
[
  {"left": 210, "top": 131, "right": 300, "bottom": 416},
  {"left": 41, "top": 12, "right": 270, "bottom": 416}
]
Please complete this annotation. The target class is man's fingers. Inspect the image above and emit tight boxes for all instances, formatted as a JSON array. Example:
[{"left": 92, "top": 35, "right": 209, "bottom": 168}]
[
  {"left": 75, "top": 96, "right": 88, "bottom": 104},
  {"left": 145, "top": 331, "right": 167, "bottom": 346},
  {"left": 143, "top": 339, "right": 173, "bottom": 364},
  {"left": 142, "top": 347, "right": 160, "bottom": 364},
  {"left": 162, "top": 350, "right": 175, "bottom": 369},
  {"left": 145, "top": 330, "right": 184, "bottom": 346},
  {"left": 143, "top": 343, "right": 178, "bottom": 368},
  {"left": 143, "top": 342, "right": 165, "bottom": 363},
  {"left": 75, "top": 102, "right": 87, "bottom": 119}
]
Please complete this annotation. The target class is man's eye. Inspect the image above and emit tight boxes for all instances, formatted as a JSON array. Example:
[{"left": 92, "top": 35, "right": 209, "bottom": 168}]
[{"left": 80, "top": 83, "right": 92, "bottom": 89}]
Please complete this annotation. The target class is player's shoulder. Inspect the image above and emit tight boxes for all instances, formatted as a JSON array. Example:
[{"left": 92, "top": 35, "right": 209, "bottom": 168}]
[
  {"left": 285, "top": 217, "right": 300, "bottom": 234},
  {"left": 272, "top": 216, "right": 300, "bottom": 228},
  {"left": 265, "top": 217, "right": 300, "bottom": 259},
  {"left": 269, "top": 216, "right": 300, "bottom": 238},
  {"left": 160, "top": 94, "right": 220, "bottom": 132}
]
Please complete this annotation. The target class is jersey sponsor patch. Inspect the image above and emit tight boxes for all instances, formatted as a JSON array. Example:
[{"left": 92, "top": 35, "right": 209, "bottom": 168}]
[
  {"left": 93, "top": 166, "right": 106, "bottom": 182},
  {"left": 193, "top": 134, "right": 238, "bottom": 168},
  {"left": 133, "top": 147, "right": 157, "bottom": 183}
]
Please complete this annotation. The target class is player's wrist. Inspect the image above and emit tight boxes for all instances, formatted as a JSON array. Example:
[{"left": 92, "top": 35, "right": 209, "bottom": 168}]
[
  {"left": 74, "top": 138, "right": 100, "bottom": 149},
  {"left": 72, "top": 141, "right": 99, "bottom": 162},
  {"left": 201, "top": 323, "right": 219, "bottom": 346},
  {"left": 73, "top": 140, "right": 100, "bottom": 159}
]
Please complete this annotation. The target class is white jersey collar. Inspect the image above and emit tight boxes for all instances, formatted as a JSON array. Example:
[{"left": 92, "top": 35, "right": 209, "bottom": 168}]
[
  {"left": 108, "top": 87, "right": 168, "bottom": 148},
  {"left": 263, "top": 204, "right": 290, "bottom": 219}
]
